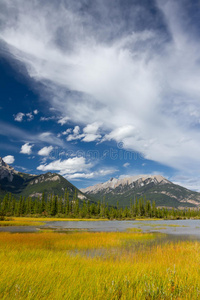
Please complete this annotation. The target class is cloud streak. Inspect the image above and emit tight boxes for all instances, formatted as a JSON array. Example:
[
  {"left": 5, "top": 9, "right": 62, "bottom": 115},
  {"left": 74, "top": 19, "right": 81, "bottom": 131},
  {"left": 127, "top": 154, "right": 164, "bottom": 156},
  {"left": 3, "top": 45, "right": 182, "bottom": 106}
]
[{"left": 0, "top": 121, "right": 64, "bottom": 147}]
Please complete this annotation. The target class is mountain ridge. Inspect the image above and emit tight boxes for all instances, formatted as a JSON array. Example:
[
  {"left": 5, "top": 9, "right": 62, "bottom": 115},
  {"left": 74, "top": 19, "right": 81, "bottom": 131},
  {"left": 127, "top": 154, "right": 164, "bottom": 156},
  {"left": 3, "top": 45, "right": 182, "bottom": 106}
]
[
  {"left": 81, "top": 175, "right": 171, "bottom": 193},
  {"left": 0, "top": 157, "right": 87, "bottom": 200},
  {"left": 81, "top": 175, "right": 200, "bottom": 209}
]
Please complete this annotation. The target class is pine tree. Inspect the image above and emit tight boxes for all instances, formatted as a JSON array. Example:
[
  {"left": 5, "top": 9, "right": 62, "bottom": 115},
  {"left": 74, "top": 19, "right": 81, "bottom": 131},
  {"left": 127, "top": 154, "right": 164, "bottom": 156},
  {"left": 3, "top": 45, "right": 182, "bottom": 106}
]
[
  {"left": 40, "top": 192, "right": 46, "bottom": 214},
  {"left": 2, "top": 194, "right": 9, "bottom": 215},
  {"left": 65, "top": 191, "right": 70, "bottom": 216},
  {"left": 58, "top": 196, "right": 63, "bottom": 215},
  {"left": 51, "top": 195, "right": 58, "bottom": 216}
]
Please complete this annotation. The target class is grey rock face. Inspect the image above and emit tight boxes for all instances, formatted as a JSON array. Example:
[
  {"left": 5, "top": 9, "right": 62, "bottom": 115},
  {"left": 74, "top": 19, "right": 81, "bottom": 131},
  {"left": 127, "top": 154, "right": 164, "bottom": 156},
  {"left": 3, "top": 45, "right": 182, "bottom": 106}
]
[{"left": 0, "top": 157, "right": 15, "bottom": 182}]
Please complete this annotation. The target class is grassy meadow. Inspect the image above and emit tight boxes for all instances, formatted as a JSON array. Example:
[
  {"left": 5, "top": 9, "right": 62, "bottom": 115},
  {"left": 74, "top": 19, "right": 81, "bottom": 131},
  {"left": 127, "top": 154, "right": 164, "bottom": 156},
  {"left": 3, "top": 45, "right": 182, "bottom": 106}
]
[{"left": 0, "top": 230, "right": 200, "bottom": 299}]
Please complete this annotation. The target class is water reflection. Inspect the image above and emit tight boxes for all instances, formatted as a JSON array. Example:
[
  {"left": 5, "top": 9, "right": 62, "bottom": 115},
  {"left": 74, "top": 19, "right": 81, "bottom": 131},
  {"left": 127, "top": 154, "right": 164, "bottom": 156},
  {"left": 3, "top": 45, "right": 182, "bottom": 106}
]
[
  {"left": 66, "top": 232, "right": 200, "bottom": 259},
  {"left": 1, "top": 219, "right": 200, "bottom": 239},
  {"left": 43, "top": 219, "right": 200, "bottom": 236}
]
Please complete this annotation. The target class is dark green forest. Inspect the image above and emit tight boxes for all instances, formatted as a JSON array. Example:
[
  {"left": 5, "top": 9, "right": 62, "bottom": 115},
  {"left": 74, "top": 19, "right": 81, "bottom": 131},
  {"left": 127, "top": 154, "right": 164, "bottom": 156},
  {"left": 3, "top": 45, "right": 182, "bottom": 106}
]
[{"left": 1, "top": 190, "right": 200, "bottom": 220}]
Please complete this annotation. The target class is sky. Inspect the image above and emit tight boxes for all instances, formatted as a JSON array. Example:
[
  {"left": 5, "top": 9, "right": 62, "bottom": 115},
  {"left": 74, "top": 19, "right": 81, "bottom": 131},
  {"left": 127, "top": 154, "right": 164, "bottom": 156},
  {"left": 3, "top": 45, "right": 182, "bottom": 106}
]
[{"left": 1, "top": 0, "right": 200, "bottom": 190}]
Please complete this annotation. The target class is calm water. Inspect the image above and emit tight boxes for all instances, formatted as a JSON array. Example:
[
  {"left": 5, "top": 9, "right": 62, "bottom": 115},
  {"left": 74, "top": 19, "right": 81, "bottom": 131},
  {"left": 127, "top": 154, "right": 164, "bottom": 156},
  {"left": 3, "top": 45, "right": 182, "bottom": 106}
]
[
  {"left": 44, "top": 219, "right": 200, "bottom": 237},
  {"left": 1, "top": 220, "right": 200, "bottom": 239}
]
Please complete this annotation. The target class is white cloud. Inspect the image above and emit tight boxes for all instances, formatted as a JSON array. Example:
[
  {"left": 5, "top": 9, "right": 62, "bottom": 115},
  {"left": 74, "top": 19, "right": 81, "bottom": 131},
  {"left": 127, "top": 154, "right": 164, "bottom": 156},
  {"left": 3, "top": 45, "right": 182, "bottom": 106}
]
[
  {"left": 67, "top": 123, "right": 101, "bottom": 142},
  {"left": 33, "top": 109, "right": 39, "bottom": 114},
  {"left": 38, "top": 146, "right": 53, "bottom": 156},
  {"left": 26, "top": 112, "right": 34, "bottom": 121},
  {"left": 103, "top": 126, "right": 135, "bottom": 143},
  {"left": 66, "top": 172, "right": 95, "bottom": 179},
  {"left": 40, "top": 116, "right": 56, "bottom": 121},
  {"left": 73, "top": 126, "right": 80, "bottom": 135},
  {"left": 37, "top": 157, "right": 93, "bottom": 176},
  {"left": 82, "top": 122, "right": 101, "bottom": 142},
  {"left": 38, "top": 132, "right": 63, "bottom": 146},
  {"left": 83, "top": 122, "right": 101, "bottom": 134},
  {"left": 62, "top": 128, "right": 72, "bottom": 135},
  {"left": 82, "top": 133, "right": 101, "bottom": 142},
  {"left": 170, "top": 174, "right": 200, "bottom": 192},
  {"left": 3, "top": 155, "right": 15, "bottom": 164},
  {"left": 66, "top": 134, "right": 83, "bottom": 141},
  {"left": 65, "top": 168, "right": 117, "bottom": 180},
  {"left": 58, "top": 116, "right": 70, "bottom": 126},
  {"left": 14, "top": 111, "right": 35, "bottom": 122},
  {"left": 2, "top": 0, "right": 200, "bottom": 176},
  {"left": 14, "top": 112, "right": 25, "bottom": 122},
  {"left": 123, "top": 163, "right": 130, "bottom": 168},
  {"left": 67, "top": 126, "right": 83, "bottom": 141},
  {"left": 20, "top": 143, "right": 34, "bottom": 155}
]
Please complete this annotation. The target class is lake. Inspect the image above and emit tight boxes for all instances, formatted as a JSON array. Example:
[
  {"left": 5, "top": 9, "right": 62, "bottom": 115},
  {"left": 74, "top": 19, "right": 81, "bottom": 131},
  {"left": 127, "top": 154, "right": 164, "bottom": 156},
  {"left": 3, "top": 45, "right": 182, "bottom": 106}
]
[
  {"left": 43, "top": 219, "right": 200, "bottom": 235},
  {"left": 1, "top": 219, "right": 200, "bottom": 240}
]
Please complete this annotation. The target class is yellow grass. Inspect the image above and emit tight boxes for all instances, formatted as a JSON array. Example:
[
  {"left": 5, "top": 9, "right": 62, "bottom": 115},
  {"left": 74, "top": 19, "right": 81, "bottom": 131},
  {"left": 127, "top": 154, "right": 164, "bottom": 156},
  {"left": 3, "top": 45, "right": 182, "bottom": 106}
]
[
  {"left": 0, "top": 217, "right": 109, "bottom": 227},
  {"left": 135, "top": 218, "right": 163, "bottom": 221},
  {"left": 0, "top": 219, "right": 44, "bottom": 227},
  {"left": 13, "top": 217, "right": 109, "bottom": 221},
  {"left": 0, "top": 231, "right": 200, "bottom": 299}
]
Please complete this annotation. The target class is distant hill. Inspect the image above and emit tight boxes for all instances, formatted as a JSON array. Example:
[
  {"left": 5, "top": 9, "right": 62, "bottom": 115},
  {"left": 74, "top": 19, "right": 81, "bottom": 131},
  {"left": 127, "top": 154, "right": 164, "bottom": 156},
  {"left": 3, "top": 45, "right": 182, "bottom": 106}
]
[
  {"left": 81, "top": 175, "right": 200, "bottom": 209},
  {"left": 0, "top": 157, "right": 87, "bottom": 200}
]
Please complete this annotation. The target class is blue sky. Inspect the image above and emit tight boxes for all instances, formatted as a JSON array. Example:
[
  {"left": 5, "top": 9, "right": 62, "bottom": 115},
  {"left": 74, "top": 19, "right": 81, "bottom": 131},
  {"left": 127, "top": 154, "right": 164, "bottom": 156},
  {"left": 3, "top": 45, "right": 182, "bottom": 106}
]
[{"left": 1, "top": 0, "right": 200, "bottom": 190}]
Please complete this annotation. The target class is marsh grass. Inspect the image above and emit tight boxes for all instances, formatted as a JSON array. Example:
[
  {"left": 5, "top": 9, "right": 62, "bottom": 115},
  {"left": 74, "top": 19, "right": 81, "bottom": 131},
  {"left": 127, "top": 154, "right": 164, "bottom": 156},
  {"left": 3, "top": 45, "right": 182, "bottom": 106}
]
[
  {"left": 134, "top": 222, "right": 187, "bottom": 228},
  {"left": 0, "top": 231, "right": 200, "bottom": 299},
  {"left": 0, "top": 217, "right": 109, "bottom": 227},
  {"left": 0, "top": 219, "right": 44, "bottom": 227},
  {"left": 14, "top": 217, "right": 109, "bottom": 222}
]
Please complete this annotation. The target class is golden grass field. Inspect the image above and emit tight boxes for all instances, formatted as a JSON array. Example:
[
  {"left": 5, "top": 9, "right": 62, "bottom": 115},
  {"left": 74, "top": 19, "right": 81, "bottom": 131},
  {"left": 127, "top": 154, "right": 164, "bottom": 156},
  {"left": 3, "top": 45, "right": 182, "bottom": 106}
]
[{"left": 0, "top": 229, "right": 200, "bottom": 299}]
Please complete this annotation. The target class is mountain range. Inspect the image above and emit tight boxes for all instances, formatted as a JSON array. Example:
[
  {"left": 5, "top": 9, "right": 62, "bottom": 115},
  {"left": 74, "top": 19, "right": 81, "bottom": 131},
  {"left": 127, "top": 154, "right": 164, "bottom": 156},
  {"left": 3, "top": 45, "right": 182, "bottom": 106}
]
[
  {"left": 0, "top": 157, "right": 86, "bottom": 201},
  {"left": 81, "top": 175, "right": 200, "bottom": 209},
  {"left": 1, "top": 157, "right": 200, "bottom": 209}
]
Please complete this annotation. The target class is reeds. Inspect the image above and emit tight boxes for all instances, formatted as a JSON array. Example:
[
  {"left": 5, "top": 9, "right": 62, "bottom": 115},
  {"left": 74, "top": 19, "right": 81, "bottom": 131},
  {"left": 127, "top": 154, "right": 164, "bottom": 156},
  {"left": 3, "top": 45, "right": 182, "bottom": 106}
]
[
  {"left": 0, "top": 217, "right": 108, "bottom": 227},
  {"left": 0, "top": 231, "right": 200, "bottom": 299}
]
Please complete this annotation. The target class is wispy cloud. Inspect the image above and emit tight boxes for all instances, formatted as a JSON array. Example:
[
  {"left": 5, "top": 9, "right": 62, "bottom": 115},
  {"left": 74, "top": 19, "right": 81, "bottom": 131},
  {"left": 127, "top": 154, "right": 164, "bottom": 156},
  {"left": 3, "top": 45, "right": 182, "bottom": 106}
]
[
  {"left": 66, "top": 168, "right": 117, "bottom": 180},
  {"left": 1, "top": 0, "right": 200, "bottom": 175},
  {"left": 40, "top": 116, "right": 56, "bottom": 122},
  {"left": 0, "top": 121, "right": 64, "bottom": 147},
  {"left": 57, "top": 116, "right": 70, "bottom": 126},
  {"left": 123, "top": 163, "right": 130, "bottom": 168},
  {"left": 26, "top": 112, "right": 34, "bottom": 121}
]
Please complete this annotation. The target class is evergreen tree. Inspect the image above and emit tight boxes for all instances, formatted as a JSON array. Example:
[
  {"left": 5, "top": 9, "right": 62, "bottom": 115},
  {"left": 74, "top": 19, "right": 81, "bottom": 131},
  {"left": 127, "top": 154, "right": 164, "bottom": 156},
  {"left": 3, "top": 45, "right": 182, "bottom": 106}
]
[
  {"left": 40, "top": 192, "right": 46, "bottom": 214},
  {"left": 51, "top": 195, "right": 58, "bottom": 216}
]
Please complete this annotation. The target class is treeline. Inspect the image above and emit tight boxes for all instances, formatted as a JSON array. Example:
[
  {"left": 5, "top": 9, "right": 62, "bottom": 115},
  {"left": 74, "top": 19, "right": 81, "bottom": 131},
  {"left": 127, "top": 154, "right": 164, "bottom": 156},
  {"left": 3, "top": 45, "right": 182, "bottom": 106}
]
[{"left": 1, "top": 191, "right": 200, "bottom": 219}]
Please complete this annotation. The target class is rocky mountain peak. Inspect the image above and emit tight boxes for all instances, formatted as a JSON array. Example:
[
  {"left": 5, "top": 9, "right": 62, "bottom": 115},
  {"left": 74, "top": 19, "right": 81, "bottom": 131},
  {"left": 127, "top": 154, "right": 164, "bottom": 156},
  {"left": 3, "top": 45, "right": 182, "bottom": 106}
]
[
  {"left": 81, "top": 174, "right": 171, "bottom": 194},
  {"left": 80, "top": 174, "right": 200, "bottom": 209},
  {"left": 0, "top": 157, "right": 16, "bottom": 182},
  {"left": 0, "top": 157, "right": 7, "bottom": 167}
]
